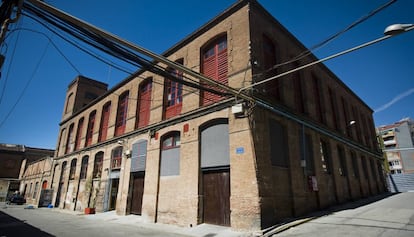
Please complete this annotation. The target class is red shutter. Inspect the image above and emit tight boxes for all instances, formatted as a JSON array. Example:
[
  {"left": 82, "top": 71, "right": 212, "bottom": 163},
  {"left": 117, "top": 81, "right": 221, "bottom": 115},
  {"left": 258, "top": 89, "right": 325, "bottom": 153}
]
[
  {"left": 85, "top": 112, "right": 96, "bottom": 147},
  {"left": 201, "top": 37, "right": 228, "bottom": 106},
  {"left": 74, "top": 119, "right": 84, "bottom": 151},
  {"left": 137, "top": 81, "right": 152, "bottom": 128},
  {"left": 115, "top": 92, "right": 129, "bottom": 136},
  {"left": 99, "top": 103, "right": 111, "bottom": 142}
]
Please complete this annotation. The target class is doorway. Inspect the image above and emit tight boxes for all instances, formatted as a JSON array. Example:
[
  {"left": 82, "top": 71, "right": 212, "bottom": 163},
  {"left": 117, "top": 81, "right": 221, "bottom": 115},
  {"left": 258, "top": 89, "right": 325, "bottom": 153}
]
[
  {"left": 130, "top": 172, "right": 145, "bottom": 215},
  {"left": 202, "top": 168, "right": 230, "bottom": 226},
  {"left": 109, "top": 178, "right": 119, "bottom": 211}
]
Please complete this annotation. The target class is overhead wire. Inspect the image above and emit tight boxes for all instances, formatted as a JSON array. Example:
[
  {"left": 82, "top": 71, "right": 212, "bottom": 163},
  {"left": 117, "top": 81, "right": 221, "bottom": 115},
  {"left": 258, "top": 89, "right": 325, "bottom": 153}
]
[
  {"left": 256, "top": 0, "right": 397, "bottom": 77},
  {"left": 22, "top": 2, "right": 232, "bottom": 98},
  {"left": 0, "top": 38, "right": 51, "bottom": 129}
]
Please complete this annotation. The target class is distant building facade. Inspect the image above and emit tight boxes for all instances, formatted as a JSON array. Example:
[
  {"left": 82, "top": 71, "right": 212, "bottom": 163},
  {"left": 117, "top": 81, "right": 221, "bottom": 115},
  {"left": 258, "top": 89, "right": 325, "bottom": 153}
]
[
  {"left": 0, "top": 143, "right": 54, "bottom": 202},
  {"left": 378, "top": 118, "right": 414, "bottom": 174},
  {"left": 49, "top": 0, "right": 386, "bottom": 231}
]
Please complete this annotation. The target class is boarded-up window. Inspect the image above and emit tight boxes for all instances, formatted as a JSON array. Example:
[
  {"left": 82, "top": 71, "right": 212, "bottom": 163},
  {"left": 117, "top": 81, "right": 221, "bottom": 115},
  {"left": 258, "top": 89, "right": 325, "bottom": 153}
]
[
  {"left": 131, "top": 140, "right": 147, "bottom": 172},
  {"left": 201, "top": 120, "right": 229, "bottom": 168},
  {"left": 269, "top": 119, "right": 289, "bottom": 167},
  {"left": 160, "top": 132, "right": 180, "bottom": 176}
]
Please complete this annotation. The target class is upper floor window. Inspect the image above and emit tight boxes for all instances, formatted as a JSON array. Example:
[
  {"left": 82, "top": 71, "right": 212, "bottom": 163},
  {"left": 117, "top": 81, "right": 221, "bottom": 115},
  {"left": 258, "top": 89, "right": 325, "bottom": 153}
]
[
  {"left": 74, "top": 117, "right": 84, "bottom": 151},
  {"left": 115, "top": 91, "right": 129, "bottom": 136},
  {"left": 164, "top": 60, "right": 183, "bottom": 119},
  {"left": 65, "top": 93, "right": 73, "bottom": 114},
  {"left": 262, "top": 35, "right": 281, "bottom": 100},
  {"left": 85, "top": 110, "right": 96, "bottom": 147},
  {"left": 136, "top": 79, "right": 152, "bottom": 129},
  {"left": 98, "top": 102, "right": 111, "bottom": 142},
  {"left": 201, "top": 35, "right": 228, "bottom": 106},
  {"left": 65, "top": 123, "right": 74, "bottom": 154}
]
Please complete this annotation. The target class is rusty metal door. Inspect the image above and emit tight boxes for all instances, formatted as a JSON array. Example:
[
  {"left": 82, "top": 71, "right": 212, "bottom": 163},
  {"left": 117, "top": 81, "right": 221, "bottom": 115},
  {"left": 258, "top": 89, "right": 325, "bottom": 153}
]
[{"left": 202, "top": 169, "right": 230, "bottom": 226}]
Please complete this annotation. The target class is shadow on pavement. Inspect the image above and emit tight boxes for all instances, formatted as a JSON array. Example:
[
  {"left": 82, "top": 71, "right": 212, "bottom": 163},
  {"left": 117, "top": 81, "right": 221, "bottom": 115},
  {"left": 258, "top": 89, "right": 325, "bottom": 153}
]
[
  {"left": 261, "top": 192, "right": 397, "bottom": 236},
  {"left": 0, "top": 210, "right": 55, "bottom": 237}
]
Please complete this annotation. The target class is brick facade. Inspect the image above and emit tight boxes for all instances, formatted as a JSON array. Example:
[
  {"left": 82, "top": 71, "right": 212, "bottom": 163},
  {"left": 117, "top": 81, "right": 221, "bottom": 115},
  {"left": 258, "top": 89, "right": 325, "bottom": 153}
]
[{"left": 50, "top": 0, "right": 386, "bottom": 232}]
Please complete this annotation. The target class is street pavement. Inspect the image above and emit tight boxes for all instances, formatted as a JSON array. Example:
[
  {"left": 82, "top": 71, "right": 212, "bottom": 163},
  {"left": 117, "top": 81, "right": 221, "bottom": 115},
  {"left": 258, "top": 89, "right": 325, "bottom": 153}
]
[
  {"left": 1, "top": 192, "right": 413, "bottom": 237},
  {"left": 0, "top": 204, "right": 247, "bottom": 237},
  {"left": 266, "top": 192, "right": 414, "bottom": 237}
]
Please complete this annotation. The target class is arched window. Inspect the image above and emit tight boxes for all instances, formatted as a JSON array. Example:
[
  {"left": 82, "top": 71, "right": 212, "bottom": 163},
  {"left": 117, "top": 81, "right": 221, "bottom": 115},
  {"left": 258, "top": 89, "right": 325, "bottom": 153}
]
[
  {"left": 201, "top": 35, "right": 228, "bottom": 106},
  {"left": 80, "top": 155, "right": 89, "bottom": 180},
  {"left": 61, "top": 161, "right": 67, "bottom": 180},
  {"left": 69, "top": 158, "right": 77, "bottom": 180},
  {"left": 65, "top": 123, "right": 74, "bottom": 154},
  {"left": 65, "top": 92, "right": 73, "bottom": 114},
  {"left": 160, "top": 131, "right": 180, "bottom": 176},
  {"left": 74, "top": 117, "right": 84, "bottom": 151},
  {"left": 164, "top": 59, "right": 183, "bottom": 119},
  {"left": 136, "top": 78, "right": 152, "bottom": 128},
  {"left": 115, "top": 91, "right": 129, "bottom": 136},
  {"left": 85, "top": 110, "right": 97, "bottom": 147},
  {"left": 93, "top": 152, "right": 104, "bottom": 178},
  {"left": 111, "top": 146, "right": 123, "bottom": 170},
  {"left": 98, "top": 102, "right": 111, "bottom": 142}
]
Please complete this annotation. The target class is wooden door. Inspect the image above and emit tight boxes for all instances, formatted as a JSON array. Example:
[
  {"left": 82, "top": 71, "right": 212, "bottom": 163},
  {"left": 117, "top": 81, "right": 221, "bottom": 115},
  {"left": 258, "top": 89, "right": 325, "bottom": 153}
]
[
  {"left": 202, "top": 169, "right": 230, "bottom": 226},
  {"left": 130, "top": 173, "right": 145, "bottom": 215}
]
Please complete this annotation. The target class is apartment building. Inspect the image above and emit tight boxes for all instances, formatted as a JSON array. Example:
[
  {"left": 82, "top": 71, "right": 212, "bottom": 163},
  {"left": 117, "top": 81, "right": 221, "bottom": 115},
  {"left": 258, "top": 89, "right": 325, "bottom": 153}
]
[
  {"left": 49, "top": 0, "right": 386, "bottom": 231},
  {"left": 378, "top": 118, "right": 414, "bottom": 174}
]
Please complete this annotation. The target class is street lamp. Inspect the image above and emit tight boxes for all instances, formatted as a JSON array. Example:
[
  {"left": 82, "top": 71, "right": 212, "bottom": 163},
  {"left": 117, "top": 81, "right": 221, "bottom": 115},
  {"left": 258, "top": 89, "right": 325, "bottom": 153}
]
[{"left": 239, "top": 23, "right": 414, "bottom": 93}]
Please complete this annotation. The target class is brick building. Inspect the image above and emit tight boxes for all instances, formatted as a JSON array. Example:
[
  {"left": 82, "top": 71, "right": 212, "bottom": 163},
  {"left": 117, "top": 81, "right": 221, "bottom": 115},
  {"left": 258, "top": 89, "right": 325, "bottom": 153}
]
[
  {"left": 50, "top": 0, "right": 386, "bottom": 231},
  {"left": 0, "top": 143, "right": 54, "bottom": 202}
]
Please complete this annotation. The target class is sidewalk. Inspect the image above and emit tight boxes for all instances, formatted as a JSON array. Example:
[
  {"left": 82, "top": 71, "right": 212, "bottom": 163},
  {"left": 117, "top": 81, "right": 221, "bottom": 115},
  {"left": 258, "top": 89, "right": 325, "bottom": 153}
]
[{"left": 1, "top": 202, "right": 250, "bottom": 237}]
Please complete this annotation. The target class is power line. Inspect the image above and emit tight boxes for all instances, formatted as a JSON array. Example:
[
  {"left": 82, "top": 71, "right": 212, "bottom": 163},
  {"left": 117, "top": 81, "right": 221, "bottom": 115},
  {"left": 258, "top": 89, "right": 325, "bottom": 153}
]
[
  {"left": 256, "top": 0, "right": 397, "bottom": 77},
  {"left": 0, "top": 39, "right": 51, "bottom": 129}
]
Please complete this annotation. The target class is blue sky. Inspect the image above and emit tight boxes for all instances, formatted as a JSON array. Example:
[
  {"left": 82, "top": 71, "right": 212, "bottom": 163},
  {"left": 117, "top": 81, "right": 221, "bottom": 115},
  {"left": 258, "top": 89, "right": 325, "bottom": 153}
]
[{"left": 0, "top": 0, "right": 413, "bottom": 149}]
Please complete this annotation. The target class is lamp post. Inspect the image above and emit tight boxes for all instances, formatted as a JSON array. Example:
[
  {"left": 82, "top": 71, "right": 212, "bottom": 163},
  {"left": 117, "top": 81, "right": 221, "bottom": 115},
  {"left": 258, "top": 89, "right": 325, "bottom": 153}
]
[{"left": 239, "top": 23, "right": 414, "bottom": 93}]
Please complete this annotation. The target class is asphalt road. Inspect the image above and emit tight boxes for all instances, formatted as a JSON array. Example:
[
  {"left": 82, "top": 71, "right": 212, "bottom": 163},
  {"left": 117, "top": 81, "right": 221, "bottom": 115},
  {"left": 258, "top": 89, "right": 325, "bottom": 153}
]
[{"left": 273, "top": 192, "right": 414, "bottom": 237}]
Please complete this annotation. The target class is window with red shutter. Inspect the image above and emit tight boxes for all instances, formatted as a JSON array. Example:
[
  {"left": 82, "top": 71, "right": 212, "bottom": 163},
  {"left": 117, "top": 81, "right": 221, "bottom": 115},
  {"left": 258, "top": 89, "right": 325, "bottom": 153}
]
[
  {"left": 136, "top": 79, "right": 152, "bottom": 128},
  {"left": 201, "top": 36, "right": 228, "bottom": 106},
  {"left": 115, "top": 91, "right": 129, "bottom": 136},
  {"left": 164, "top": 60, "right": 183, "bottom": 119},
  {"left": 98, "top": 102, "right": 111, "bottom": 142},
  {"left": 74, "top": 117, "right": 84, "bottom": 151},
  {"left": 85, "top": 110, "right": 96, "bottom": 147}
]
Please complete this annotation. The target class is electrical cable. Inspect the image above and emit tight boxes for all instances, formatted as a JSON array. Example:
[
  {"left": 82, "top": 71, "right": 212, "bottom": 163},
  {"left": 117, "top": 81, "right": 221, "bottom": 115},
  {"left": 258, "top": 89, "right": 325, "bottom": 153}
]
[
  {"left": 0, "top": 39, "right": 50, "bottom": 129},
  {"left": 257, "top": 0, "right": 397, "bottom": 77}
]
